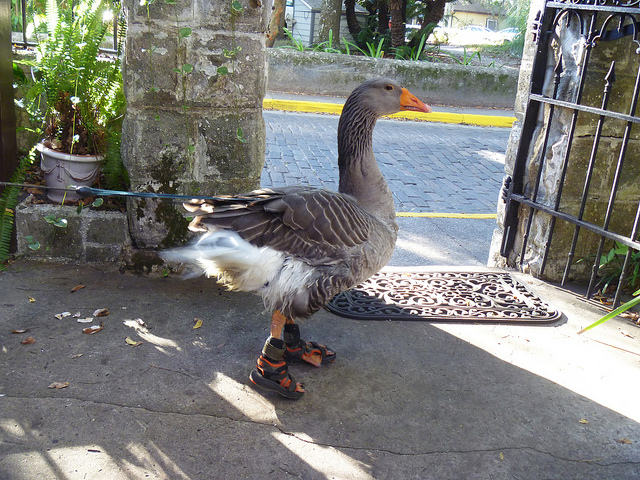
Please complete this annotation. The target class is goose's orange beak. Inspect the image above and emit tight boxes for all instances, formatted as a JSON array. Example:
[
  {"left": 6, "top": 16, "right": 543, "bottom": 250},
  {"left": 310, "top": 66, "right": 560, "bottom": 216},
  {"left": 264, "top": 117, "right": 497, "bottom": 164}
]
[{"left": 400, "top": 87, "right": 432, "bottom": 113}]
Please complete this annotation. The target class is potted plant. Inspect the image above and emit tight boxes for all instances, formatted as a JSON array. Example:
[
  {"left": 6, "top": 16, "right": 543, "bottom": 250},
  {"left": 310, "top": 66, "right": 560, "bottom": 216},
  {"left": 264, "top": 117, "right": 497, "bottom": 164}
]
[{"left": 17, "top": 0, "right": 125, "bottom": 203}]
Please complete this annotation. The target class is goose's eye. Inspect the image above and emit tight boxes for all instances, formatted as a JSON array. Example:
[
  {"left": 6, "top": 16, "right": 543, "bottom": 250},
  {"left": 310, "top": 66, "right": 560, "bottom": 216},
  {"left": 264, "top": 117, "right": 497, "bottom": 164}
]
[{"left": 385, "top": 85, "right": 394, "bottom": 91}]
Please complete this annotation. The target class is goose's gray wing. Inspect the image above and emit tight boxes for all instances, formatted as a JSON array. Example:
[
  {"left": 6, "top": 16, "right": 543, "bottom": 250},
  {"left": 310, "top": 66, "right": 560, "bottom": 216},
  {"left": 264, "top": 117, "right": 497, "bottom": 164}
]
[{"left": 183, "top": 186, "right": 373, "bottom": 264}]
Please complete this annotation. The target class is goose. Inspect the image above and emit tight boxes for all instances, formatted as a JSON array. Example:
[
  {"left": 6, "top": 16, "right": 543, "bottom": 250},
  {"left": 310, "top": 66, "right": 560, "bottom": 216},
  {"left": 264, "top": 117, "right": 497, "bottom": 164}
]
[{"left": 163, "top": 78, "right": 431, "bottom": 398}]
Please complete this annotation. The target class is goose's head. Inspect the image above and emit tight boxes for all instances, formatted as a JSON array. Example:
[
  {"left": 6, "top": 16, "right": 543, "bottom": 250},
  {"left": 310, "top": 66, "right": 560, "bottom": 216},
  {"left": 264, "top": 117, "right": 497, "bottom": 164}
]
[{"left": 350, "top": 78, "right": 432, "bottom": 117}]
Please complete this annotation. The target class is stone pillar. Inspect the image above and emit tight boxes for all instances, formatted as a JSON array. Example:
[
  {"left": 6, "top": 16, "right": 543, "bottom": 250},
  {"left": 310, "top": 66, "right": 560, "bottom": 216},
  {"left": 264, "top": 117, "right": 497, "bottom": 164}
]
[
  {"left": 488, "top": 0, "right": 640, "bottom": 283},
  {"left": 122, "top": 0, "right": 268, "bottom": 249}
]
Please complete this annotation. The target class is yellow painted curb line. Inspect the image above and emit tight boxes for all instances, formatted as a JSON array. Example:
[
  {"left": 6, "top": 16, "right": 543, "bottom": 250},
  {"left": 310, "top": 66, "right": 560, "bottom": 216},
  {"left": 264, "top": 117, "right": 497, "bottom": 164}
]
[
  {"left": 263, "top": 98, "right": 343, "bottom": 115},
  {"left": 262, "top": 99, "right": 515, "bottom": 128},
  {"left": 396, "top": 212, "right": 497, "bottom": 219}
]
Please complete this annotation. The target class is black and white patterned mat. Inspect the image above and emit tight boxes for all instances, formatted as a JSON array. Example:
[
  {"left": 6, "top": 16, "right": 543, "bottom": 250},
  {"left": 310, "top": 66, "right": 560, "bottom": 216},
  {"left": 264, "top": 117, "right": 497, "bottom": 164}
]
[{"left": 326, "top": 271, "right": 561, "bottom": 324}]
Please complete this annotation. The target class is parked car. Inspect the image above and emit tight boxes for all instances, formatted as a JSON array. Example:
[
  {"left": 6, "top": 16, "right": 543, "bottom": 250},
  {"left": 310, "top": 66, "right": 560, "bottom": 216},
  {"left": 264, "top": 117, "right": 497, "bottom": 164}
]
[
  {"left": 449, "top": 25, "right": 500, "bottom": 45},
  {"left": 498, "top": 27, "right": 520, "bottom": 42}
]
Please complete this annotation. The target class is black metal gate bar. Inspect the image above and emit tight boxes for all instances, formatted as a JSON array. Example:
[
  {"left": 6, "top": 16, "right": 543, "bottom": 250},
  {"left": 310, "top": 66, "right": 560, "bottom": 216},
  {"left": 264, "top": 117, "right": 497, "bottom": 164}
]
[
  {"left": 500, "top": 5, "right": 555, "bottom": 258},
  {"left": 539, "top": 11, "right": 597, "bottom": 277},
  {"left": 529, "top": 94, "right": 640, "bottom": 123},
  {"left": 615, "top": 202, "right": 640, "bottom": 305},
  {"left": 548, "top": 1, "right": 640, "bottom": 15},
  {"left": 561, "top": 61, "right": 616, "bottom": 285},
  {"left": 511, "top": 193, "right": 640, "bottom": 251},
  {"left": 586, "top": 50, "right": 640, "bottom": 300},
  {"left": 519, "top": 56, "right": 564, "bottom": 267},
  {"left": 502, "top": 0, "right": 640, "bottom": 306}
]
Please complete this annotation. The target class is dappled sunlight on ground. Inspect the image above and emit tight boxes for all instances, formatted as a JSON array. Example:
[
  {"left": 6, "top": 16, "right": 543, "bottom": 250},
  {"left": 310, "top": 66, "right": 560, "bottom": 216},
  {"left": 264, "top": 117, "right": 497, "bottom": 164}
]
[
  {"left": 208, "top": 372, "right": 279, "bottom": 424},
  {"left": 207, "top": 373, "right": 375, "bottom": 479},
  {"left": 272, "top": 431, "right": 375, "bottom": 480},
  {"left": 123, "top": 319, "right": 182, "bottom": 354},
  {"left": 0, "top": 418, "right": 192, "bottom": 479},
  {"left": 431, "top": 281, "right": 640, "bottom": 424},
  {"left": 2, "top": 263, "right": 639, "bottom": 478}
]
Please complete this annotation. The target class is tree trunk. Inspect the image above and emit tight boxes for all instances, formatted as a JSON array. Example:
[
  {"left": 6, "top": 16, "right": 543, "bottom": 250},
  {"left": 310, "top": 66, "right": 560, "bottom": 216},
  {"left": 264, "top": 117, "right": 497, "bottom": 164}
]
[
  {"left": 266, "top": 0, "right": 286, "bottom": 47},
  {"left": 408, "top": 0, "right": 449, "bottom": 48},
  {"left": 388, "top": 0, "right": 404, "bottom": 48},
  {"left": 423, "top": 0, "right": 448, "bottom": 26},
  {"left": 345, "top": 0, "right": 362, "bottom": 38},
  {"left": 318, "top": 0, "right": 342, "bottom": 45},
  {"left": 378, "top": 0, "right": 389, "bottom": 35}
]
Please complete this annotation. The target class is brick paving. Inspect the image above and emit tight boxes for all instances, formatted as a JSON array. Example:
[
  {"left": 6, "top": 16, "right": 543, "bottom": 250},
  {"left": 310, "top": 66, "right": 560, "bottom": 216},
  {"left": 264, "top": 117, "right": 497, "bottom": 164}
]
[{"left": 262, "top": 110, "right": 510, "bottom": 214}]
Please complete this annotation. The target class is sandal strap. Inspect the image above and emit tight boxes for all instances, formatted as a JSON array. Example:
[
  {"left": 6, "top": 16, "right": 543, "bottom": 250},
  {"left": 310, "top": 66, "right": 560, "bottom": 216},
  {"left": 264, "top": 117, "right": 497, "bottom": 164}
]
[
  {"left": 283, "top": 323, "right": 301, "bottom": 345},
  {"left": 288, "top": 340, "right": 329, "bottom": 356},
  {"left": 262, "top": 337, "right": 285, "bottom": 361},
  {"left": 255, "top": 356, "right": 298, "bottom": 392}
]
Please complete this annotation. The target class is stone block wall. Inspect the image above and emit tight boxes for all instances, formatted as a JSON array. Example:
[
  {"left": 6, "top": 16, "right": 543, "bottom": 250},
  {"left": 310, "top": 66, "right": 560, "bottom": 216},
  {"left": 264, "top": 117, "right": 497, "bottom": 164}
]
[
  {"left": 266, "top": 48, "right": 519, "bottom": 110},
  {"left": 15, "top": 202, "right": 130, "bottom": 263}
]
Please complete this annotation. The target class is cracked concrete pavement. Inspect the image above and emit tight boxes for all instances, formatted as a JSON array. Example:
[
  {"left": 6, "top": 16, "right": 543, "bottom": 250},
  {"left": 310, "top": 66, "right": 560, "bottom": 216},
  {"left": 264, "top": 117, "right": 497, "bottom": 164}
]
[{"left": 1, "top": 261, "right": 639, "bottom": 479}]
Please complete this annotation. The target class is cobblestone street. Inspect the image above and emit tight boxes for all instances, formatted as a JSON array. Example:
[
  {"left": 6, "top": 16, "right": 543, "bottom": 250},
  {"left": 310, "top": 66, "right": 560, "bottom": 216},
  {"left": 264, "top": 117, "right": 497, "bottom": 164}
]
[{"left": 262, "top": 110, "right": 510, "bottom": 214}]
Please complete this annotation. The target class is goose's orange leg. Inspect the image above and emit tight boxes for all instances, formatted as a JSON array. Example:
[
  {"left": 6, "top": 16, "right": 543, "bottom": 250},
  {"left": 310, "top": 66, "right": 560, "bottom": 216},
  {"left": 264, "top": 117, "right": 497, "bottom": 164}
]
[{"left": 271, "top": 309, "right": 288, "bottom": 338}]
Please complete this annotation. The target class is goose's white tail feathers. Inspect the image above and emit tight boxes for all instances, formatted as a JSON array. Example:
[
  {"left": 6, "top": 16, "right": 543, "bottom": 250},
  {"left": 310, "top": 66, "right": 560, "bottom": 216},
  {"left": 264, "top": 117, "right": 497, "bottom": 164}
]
[{"left": 162, "top": 230, "right": 285, "bottom": 291}]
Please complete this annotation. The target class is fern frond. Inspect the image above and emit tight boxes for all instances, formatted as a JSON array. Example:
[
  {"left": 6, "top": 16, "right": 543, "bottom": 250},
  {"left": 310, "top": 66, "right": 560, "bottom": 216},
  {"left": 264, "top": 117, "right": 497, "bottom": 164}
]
[{"left": 0, "top": 148, "right": 37, "bottom": 270}]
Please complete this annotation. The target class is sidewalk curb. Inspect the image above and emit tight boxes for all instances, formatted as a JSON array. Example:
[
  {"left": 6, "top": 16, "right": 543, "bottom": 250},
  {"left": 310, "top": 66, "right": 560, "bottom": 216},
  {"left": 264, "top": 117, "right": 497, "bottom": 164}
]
[{"left": 262, "top": 98, "right": 516, "bottom": 128}]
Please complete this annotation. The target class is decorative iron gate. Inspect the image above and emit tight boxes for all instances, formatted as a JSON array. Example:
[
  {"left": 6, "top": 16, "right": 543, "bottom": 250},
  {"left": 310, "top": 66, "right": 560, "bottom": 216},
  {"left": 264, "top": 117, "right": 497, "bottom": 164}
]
[{"left": 501, "top": 0, "right": 640, "bottom": 307}]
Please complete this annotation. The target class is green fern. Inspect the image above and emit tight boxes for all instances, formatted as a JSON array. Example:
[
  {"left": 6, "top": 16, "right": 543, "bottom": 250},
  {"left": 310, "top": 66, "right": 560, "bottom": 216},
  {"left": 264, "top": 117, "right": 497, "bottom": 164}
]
[
  {"left": 17, "top": 0, "right": 125, "bottom": 156},
  {"left": 102, "top": 128, "right": 129, "bottom": 190},
  {"left": 0, "top": 148, "right": 37, "bottom": 270}
]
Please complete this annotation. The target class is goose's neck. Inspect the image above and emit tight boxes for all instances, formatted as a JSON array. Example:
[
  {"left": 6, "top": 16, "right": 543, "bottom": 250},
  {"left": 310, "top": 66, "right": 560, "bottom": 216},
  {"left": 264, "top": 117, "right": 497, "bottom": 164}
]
[{"left": 337, "top": 106, "right": 395, "bottom": 220}]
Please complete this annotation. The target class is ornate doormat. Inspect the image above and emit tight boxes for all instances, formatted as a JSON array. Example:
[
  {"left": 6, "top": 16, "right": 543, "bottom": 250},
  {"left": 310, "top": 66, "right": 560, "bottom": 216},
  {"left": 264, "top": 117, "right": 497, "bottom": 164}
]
[{"left": 326, "top": 271, "right": 561, "bottom": 324}]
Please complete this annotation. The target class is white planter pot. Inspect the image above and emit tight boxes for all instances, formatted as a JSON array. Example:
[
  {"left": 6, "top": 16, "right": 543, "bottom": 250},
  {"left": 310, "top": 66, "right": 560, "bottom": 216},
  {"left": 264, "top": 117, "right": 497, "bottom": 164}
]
[{"left": 37, "top": 143, "right": 102, "bottom": 204}]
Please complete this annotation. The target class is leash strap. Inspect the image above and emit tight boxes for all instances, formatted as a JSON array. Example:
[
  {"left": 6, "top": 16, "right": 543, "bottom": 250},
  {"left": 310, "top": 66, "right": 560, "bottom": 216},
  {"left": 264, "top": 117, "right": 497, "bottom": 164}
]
[{"left": 0, "top": 182, "right": 226, "bottom": 201}]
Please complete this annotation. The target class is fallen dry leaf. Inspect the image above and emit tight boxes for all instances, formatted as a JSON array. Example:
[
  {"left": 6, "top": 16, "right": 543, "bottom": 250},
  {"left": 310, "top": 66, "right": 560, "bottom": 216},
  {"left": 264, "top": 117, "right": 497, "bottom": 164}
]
[
  {"left": 48, "top": 382, "right": 69, "bottom": 389},
  {"left": 76, "top": 317, "right": 94, "bottom": 323},
  {"left": 28, "top": 297, "right": 35, "bottom": 303},
  {"left": 93, "top": 308, "right": 109, "bottom": 317},
  {"left": 621, "top": 311, "right": 639, "bottom": 321},
  {"left": 71, "top": 284, "right": 85, "bottom": 293},
  {"left": 11, "top": 328, "right": 30, "bottom": 334},
  {"left": 193, "top": 318, "right": 203, "bottom": 329},
  {"left": 616, "top": 438, "right": 632, "bottom": 444},
  {"left": 499, "top": 452, "right": 504, "bottom": 461},
  {"left": 135, "top": 318, "right": 148, "bottom": 328},
  {"left": 579, "top": 418, "right": 589, "bottom": 424},
  {"left": 54, "top": 311, "right": 71, "bottom": 320},
  {"left": 71, "top": 354, "right": 83, "bottom": 359},
  {"left": 125, "top": 336, "right": 143, "bottom": 347},
  {"left": 83, "top": 323, "right": 104, "bottom": 335},
  {"left": 21, "top": 336, "right": 36, "bottom": 345},
  {"left": 620, "top": 331, "right": 634, "bottom": 339}
]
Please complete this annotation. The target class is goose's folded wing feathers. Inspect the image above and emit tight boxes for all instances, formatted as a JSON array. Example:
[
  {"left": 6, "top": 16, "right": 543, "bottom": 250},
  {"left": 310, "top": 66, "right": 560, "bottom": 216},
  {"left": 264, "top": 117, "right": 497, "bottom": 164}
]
[{"left": 183, "top": 187, "right": 372, "bottom": 262}]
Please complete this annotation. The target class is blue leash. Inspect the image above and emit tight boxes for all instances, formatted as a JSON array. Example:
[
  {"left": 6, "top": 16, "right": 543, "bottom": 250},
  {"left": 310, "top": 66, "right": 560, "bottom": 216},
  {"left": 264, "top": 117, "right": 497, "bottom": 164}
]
[{"left": 0, "top": 182, "right": 228, "bottom": 201}]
